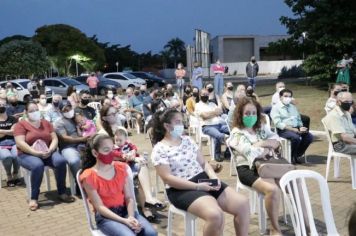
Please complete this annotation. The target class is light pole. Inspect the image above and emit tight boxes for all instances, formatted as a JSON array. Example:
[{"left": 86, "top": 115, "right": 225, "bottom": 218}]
[
  {"left": 116, "top": 61, "right": 119, "bottom": 72},
  {"left": 302, "top": 32, "right": 307, "bottom": 60},
  {"left": 75, "top": 60, "right": 79, "bottom": 76}
]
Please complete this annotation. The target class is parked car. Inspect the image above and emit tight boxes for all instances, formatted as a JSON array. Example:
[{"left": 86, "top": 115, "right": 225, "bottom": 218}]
[
  {"left": 102, "top": 72, "right": 146, "bottom": 89},
  {"left": 129, "top": 72, "right": 166, "bottom": 88},
  {"left": 43, "top": 77, "right": 89, "bottom": 98},
  {"left": 73, "top": 76, "right": 122, "bottom": 95},
  {"left": 0, "top": 79, "right": 53, "bottom": 102}
]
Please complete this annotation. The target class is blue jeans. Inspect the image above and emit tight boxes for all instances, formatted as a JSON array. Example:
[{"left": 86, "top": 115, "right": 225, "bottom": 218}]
[
  {"left": 18, "top": 152, "right": 67, "bottom": 200},
  {"left": 214, "top": 74, "right": 224, "bottom": 96},
  {"left": 192, "top": 77, "right": 202, "bottom": 90},
  {"left": 61, "top": 147, "right": 81, "bottom": 179},
  {"left": 96, "top": 207, "right": 157, "bottom": 236},
  {"left": 248, "top": 77, "right": 256, "bottom": 89},
  {"left": 277, "top": 129, "right": 313, "bottom": 161},
  {"left": 0, "top": 145, "right": 19, "bottom": 177},
  {"left": 202, "top": 123, "right": 230, "bottom": 158}
]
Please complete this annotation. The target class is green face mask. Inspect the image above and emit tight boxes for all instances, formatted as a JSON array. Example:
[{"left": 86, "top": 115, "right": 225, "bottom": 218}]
[{"left": 243, "top": 115, "right": 257, "bottom": 128}]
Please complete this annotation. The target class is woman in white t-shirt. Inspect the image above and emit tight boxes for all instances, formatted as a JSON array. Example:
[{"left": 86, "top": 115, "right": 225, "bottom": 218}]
[
  {"left": 37, "top": 94, "right": 53, "bottom": 121},
  {"left": 151, "top": 109, "right": 249, "bottom": 236}
]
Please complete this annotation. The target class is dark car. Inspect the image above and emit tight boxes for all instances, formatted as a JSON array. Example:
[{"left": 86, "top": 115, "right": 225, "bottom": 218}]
[
  {"left": 73, "top": 76, "right": 122, "bottom": 95},
  {"left": 129, "top": 72, "right": 166, "bottom": 88}
]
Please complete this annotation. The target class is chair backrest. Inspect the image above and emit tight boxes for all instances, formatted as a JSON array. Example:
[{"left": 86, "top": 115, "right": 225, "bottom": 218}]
[
  {"left": 279, "top": 170, "right": 339, "bottom": 236},
  {"left": 321, "top": 118, "right": 335, "bottom": 154},
  {"left": 88, "top": 102, "right": 102, "bottom": 113}
]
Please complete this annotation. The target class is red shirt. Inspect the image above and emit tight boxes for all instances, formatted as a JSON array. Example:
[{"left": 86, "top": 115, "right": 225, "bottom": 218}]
[
  {"left": 13, "top": 119, "right": 54, "bottom": 154},
  {"left": 112, "top": 141, "right": 139, "bottom": 162},
  {"left": 212, "top": 64, "right": 225, "bottom": 73},
  {"left": 80, "top": 162, "right": 128, "bottom": 208},
  {"left": 86, "top": 76, "right": 99, "bottom": 88}
]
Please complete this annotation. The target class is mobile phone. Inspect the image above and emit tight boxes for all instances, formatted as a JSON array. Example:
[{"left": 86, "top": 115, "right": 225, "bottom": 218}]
[{"left": 198, "top": 179, "right": 218, "bottom": 186}]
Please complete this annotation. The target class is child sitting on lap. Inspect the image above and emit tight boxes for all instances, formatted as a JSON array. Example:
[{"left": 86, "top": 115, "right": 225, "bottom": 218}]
[{"left": 75, "top": 112, "right": 96, "bottom": 137}]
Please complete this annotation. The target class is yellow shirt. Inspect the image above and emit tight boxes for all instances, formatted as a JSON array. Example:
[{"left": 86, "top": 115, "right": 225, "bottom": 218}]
[{"left": 186, "top": 97, "right": 196, "bottom": 114}]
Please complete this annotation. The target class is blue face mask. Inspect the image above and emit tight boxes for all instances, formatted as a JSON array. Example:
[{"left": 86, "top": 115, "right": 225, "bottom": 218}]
[{"left": 170, "top": 125, "right": 184, "bottom": 138}]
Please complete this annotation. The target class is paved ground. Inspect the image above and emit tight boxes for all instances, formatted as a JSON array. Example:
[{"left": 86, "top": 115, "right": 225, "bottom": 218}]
[{"left": 0, "top": 129, "right": 355, "bottom": 236}]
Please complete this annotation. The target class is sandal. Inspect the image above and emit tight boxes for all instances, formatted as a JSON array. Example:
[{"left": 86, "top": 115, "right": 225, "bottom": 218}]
[
  {"left": 29, "top": 201, "right": 39, "bottom": 211},
  {"left": 213, "top": 164, "right": 223, "bottom": 173},
  {"left": 58, "top": 194, "right": 76, "bottom": 203},
  {"left": 13, "top": 179, "right": 22, "bottom": 186},
  {"left": 142, "top": 208, "right": 157, "bottom": 223},
  {"left": 144, "top": 202, "right": 166, "bottom": 210}
]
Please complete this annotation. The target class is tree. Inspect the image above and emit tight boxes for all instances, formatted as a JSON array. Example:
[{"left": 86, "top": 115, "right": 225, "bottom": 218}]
[
  {"left": 164, "top": 37, "right": 186, "bottom": 68},
  {"left": 0, "top": 40, "right": 50, "bottom": 79},
  {"left": 277, "top": 0, "right": 356, "bottom": 82},
  {"left": 0, "top": 35, "right": 31, "bottom": 47},
  {"left": 33, "top": 24, "right": 105, "bottom": 75}
]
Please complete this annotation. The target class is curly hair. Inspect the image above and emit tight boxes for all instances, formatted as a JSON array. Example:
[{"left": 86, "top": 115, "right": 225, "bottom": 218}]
[
  {"left": 150, "top": 108, "right": 181, "bottom": 145},
  {"left": 232, "top": 97, "right": 265, "bottom": 130}
]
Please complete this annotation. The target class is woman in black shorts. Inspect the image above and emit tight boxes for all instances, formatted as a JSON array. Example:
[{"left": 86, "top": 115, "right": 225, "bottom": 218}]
[
  {"left": 151, "top": 108, "right": 249, "bottom": 236},
  {"left": 228, "top": 97, "right": 282, "bottom": 236}
]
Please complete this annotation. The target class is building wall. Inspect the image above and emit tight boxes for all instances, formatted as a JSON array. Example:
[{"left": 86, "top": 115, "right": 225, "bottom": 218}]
[{"left": 223, "top": 38, "right": 254, "bottom": 63}]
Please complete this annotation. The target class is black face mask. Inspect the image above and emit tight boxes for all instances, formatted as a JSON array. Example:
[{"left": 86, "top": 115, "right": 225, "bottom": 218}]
[
  {"left": 246, "top": 89, "right": 254, "bottom": 96},
  {"left": 185, "top": 89, "right": 191, "bottom": 94},
  {"left": 251, "top": 60, "right": 256, "bottom": 63},
  {"left": 192, "top": 92, "right": 199, "bottom": 97},
  {"left": 341, "top": 89, "right": 348, "bottom": 92},
  {"left": 0, "top": 107, "right": 6, "bottom": 113},
  {"left": 141, "top": 90, "right": 146, "bottom": 94},
  {"left": 81, "top": 99, "right": 90, "bottom": 106},
  {"left": 207, "top": 88, "right": 214, "bottom": 93},
  {"left": 340, "top": 102, "right": 353, "bottom": 111},
  {"left": 334, "top": 90, "right": 340, "bottom": 96},
  {"left": 227, "top": 87, "right": 233, "bottom": 91},
  {"left": 200, "top": 96, "right": 209, "bottom": 103},
  {"left": 53, "top": 101, "right": 59, "bottom": 107}
]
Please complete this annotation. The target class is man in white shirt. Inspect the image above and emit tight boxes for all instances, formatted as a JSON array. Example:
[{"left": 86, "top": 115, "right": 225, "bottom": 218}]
[{"left": 195, "top": 89, "right": 229, "bottom": 162}]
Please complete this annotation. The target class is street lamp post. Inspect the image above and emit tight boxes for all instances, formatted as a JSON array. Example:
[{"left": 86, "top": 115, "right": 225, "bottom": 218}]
[
  {"left": 75, "top": 60, "right": 79, "bottom": 76},
  {"left": 302, "top": 32, "right": 307, "bottom": 60},
  {"left": 116, "top": 61, "right": 119, "bottom": 72}
]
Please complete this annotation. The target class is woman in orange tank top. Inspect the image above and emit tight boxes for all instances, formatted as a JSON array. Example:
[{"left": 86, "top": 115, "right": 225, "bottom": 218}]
[{"left": 80, "top": 134, "right": 157, "bottom": 236}]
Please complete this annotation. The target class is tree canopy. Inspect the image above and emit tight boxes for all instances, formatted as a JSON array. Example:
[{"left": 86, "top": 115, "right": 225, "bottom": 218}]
[
  {"left": 0, "top": 40, "right": 49, "bottom": 78},
  {"left": 164, "top": 37, "right": 186, "bottom": 68},
  {"left": 33, "top": 24, "right": 105, "bottom": 75},
  {"left": 277, "top": 0, "right": 356, "bottom": 82}
]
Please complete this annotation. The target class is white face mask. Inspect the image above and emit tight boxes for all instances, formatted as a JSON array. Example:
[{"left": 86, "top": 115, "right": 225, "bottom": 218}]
[
  {"left": 282, "top": 97, "right": 292, "bottom": 105},
  {"left": 107, "top": 94, "right": 114, "bottom": 99},
  {"left": 278, "top": 87, "right": 285, "bottom": 92},
  {"left": 28, "top": 111, "right": 41, "bottom": 121},
  {"left": 170, "top": 125, "right": 184, "bottom": 138},
  {"left": 39, "top": 99, "right": 47, "bottom": 106},
  {"left": 63, "top": 110, "right": 74, "bottom": 119}
]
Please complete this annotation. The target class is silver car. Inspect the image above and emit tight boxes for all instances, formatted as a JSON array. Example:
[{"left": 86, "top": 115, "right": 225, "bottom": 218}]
[{"left": 43, "top": 77, "right": 89, "bottom": 98}]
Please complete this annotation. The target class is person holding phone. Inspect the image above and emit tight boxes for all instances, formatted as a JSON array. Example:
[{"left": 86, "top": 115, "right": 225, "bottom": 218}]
[
  {"left": 151, "top": 108, "right": 249, "bottom": 236},
  {"left": 270, "top": 89, "right": 313, "bottom": 164}
]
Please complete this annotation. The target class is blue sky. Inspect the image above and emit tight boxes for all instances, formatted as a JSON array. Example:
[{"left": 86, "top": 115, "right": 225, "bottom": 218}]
[{"left": 0, "top": 0, "right": 292, "bottom": 53}]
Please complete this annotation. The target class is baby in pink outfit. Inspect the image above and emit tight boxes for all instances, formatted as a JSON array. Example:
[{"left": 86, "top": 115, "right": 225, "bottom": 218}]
[{"left": 74, "top": 112, "right": 96, "bottom": 137}]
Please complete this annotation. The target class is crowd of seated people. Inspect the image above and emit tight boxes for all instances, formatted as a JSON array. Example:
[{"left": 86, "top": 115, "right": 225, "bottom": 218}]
[{"left": 3, "top": 75, "right": 352, "bottom": 236}]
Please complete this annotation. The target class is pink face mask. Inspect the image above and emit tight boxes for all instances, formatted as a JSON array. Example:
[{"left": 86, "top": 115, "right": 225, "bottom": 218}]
[{"left": 97, "top": 151, "right": 115, "bottom": 165}]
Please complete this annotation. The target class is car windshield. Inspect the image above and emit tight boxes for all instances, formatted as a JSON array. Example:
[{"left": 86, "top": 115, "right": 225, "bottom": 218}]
[
  {"left": 62, "top": 78, "right": 81, "bottom": 86},
  {"left": 123, "top": 73, "right": 138, "bottom": 80},
  {"left": 19, "top": 81, "right": 29, "bottom": 88}
]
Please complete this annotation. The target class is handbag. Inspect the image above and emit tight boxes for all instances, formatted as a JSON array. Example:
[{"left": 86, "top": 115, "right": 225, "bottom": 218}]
[
  {"left": 253, "top": 148, "right": 295, "bottom": 179},
  {"left": 31, "top": 139, "right": 49, "bottom": 152}
]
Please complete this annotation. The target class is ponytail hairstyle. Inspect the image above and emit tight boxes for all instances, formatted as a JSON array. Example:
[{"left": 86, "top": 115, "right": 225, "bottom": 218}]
[
  {"left": 100, "top": 105, "right": 115, "bottom": 137},
  {"left": 151, "top": 108, "right": 180, "bottom": 145},
  {"left": 81, "top": 134, "right": 113, "bottom": 172}
]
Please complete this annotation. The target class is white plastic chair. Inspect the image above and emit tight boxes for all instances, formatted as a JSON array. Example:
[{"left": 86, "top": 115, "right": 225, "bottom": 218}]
[
  {"left": 0, "top": 161, "right": 5, "bottom": 189},
  {"left": 22, "top": 166, "right": 51, "bottom": 200},
  {"left": 196, "top": 117, "right": 215, "bottom": 160},
  {"left": 188, "top": 115, "right": 199, "bottom": 142},
  {"left": 279, "top": 170, "right": 339, "bottom": 236},
  {"left": 321, "top": 119, "right": 356, "bottom": 189},
  {"left": 76, "top": 170, "right": 106, "bottom": 236},
  {"left": 87, "top": 102, "right": 102, "bottom": 115},
  {"left": 223, "top": 118, "right": 237, "bottom": 176}
]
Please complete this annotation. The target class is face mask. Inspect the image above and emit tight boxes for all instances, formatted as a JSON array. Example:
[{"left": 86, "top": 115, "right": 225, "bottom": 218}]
[
  {"left": 282, "top": 97, "right": 292, "bottom": 105},
  {"left": 227, "top": 87, "right": 233, "bottom": 91},
  {"left": 107, "top": 94, "right": 114, "bottom": 99},
  {"left": 0, "top": 107, "right": 6, "bottom": 113},
  {"left": 246, "top": 89, "right": 253, "bottom": 96},
  {"left": 192, "top": 92, "right": 199, "bottom": 97},
  {"left": 341, "top": 89, "right": 348, "bottom": 92},
  {"left": 200, "top": 96, "right": 209, "bottom": 103},
  {"left": 185, "top": 89, "right": 191, "bottom": 93},
  {"left": 170, "top": 125, "right": 184, "bottom": 138},
  {"left": 334, "top": 90, "right": 340, "bottom": 96},
  {"left": 97, "top": 151, "right": 115, "bottom": 165},
  {"left": 28, "top": 111, "right": 41, "bottom": 121},
  {"left": 278, "top": 87, "right": 285, "bottom": 92},
  {"left": 251, "top": 60, "right": 256, "bottom": 63},
  {"left": 207, "top": 87, "right": 214, "bottom": 93},
  {"left": 53, "top": 101, "right": 59, "bottom": 107},
  {"left": 243, "top": 115, "right": 257, "bottom": 128},
  {"left": 63, "top": 110, "right": 74, "bottom": 119},
  {"left": 340, "top": 102, "right": 352, "bottom": 111},
  {"left": 39, "top": 99, "right": 47, "bottom": 106},
  {"left": 81, "top": 99, "right": 90, "bottom": 106},
  {"left": 141, "top": 90, "right": 146, "bottom": 94}
]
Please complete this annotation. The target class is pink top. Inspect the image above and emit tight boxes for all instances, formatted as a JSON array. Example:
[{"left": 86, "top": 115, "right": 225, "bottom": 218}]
[
  {"left": 82, "top": 119, "right": 97, "bottom": 137},
  {"left": 175, "top": 69, "right": 186, "bottom": 79},
  {"left": 86, "top": 76, "right": 99, "bottom": 88},
  {"left": 212, "top": 64, "right": 225, "bottom": 74}
]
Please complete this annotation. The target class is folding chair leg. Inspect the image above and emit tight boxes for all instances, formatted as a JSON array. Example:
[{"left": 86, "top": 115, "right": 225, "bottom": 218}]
[
  {"left": 44, "top": 168, "right": 51, "bottom": 191},
  {"left": 334, "top": 156, "right": 340, "bottom": 178},
  {"left": 325, "top": 154, "right": 332, "bottom": 180},
  {"left": 258, "top": 194, "right": 267, "bottom": 235},
  {"left": 167, "top": 210, "right": 173, "bottom": 236},
  {"left": 351, "top": 158, "right": 356, "bottom": 190}
]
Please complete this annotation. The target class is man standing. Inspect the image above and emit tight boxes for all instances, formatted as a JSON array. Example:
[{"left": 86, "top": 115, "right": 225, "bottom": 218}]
[
  {"left": 86, "top": 72, "right": 99, "bottom": 98},
  {"left": 323, "top": 92, "right": 356, "bottom": 155},
  {"left": 74, "top": 90, "right": 96, "bottom": 120},
  {"left": 212, "top": 59, "right": 225, "bottom": 97},
  {"left": 271, "top": 89, "right": 313, "bottom": 164},
  {"left": 246, "top": 56, "right": 259, "bottom": 89}
]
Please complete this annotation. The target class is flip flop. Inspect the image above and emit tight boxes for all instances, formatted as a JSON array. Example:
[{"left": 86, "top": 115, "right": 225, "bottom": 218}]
[
  {"left": 144, "top": 202, "right": 166, "bottom": 210},
  {"left": 29, "top": 202, "right": 39, "bottom": 211},
  {"left": 214, "top": 164, "right": 223, "bottom": 173}
]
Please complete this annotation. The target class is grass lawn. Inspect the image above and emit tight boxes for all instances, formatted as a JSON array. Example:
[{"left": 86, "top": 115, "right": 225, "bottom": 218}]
[{"left": 254, "top": 82, "right": 337, "bottom": 130}]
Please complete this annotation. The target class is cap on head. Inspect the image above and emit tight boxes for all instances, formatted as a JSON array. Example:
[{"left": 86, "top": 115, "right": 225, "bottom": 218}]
[{"left": 58, "top": 100, "right": 72, "bottom": 111}]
